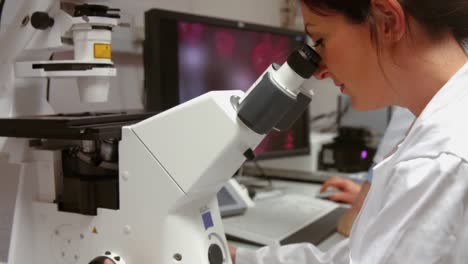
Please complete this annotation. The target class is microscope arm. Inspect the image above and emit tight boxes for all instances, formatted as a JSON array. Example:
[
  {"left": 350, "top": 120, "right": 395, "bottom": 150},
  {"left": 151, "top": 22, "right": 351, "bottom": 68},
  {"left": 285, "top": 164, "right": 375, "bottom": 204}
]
[{"left": 130, "top": 44, "right": 321, "bottom": 201}]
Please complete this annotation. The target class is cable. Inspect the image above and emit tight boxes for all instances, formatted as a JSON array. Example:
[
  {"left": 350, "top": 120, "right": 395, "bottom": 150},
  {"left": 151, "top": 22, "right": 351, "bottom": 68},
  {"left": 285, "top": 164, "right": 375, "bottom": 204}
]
[
  {"left": 0, "top": 0, "right": 5, "bottom": 27},
  {"left": 46, "top": 53, "right": 54, "bottom": 102},
  {"left": 46, "top": 78, "right": 51, "bottom": 102},
  {"left": 252, "top": 160, "right": 273, "bottom": 189},
  {"left": 253, "top": 160, "right": 266, "bottom": 177},
  {"left": 310, "top": 100, "right": 351, "bottom": 132}
]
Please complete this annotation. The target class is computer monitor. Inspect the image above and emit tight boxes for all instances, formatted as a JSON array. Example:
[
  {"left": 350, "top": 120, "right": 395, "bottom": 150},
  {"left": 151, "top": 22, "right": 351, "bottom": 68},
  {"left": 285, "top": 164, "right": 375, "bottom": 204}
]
[{"left": 144, "top": 8, "right": 310, "bottom": 159}]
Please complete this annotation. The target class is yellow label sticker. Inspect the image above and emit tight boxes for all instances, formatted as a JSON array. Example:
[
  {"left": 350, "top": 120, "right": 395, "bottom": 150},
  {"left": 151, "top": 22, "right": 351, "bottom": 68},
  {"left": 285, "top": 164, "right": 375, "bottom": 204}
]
[{"left": 94, "top": 43, "right": 112, "bottom": 59}]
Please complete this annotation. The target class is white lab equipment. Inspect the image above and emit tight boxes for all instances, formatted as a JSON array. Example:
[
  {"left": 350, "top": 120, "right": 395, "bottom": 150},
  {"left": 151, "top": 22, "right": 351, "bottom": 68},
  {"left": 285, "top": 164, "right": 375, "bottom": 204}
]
[
  {"left": 0, "top": 2, "right": 322, "bottom": 262},
  {"left": 9, "top": 71, "right": 316, "bottom": 264},
  {"left": 217, "top": 179, "right": 254, "bottom": 217},
  {"left": 3, "top": 0, "right": 119, "bottom": 103}
]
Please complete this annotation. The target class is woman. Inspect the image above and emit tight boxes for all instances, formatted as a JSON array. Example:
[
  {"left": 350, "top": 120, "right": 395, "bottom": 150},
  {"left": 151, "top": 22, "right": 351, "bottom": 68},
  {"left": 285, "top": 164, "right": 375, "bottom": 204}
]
[{"left": 231, "top": 0, "right": 468, "bottom": 263}]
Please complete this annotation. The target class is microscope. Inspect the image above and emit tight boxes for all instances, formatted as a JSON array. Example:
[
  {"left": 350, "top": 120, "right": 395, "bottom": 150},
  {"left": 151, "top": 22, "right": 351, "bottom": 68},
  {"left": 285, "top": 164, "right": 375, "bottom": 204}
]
[{"left": 0, "top": 1, "right": 321, "bottom": 263}]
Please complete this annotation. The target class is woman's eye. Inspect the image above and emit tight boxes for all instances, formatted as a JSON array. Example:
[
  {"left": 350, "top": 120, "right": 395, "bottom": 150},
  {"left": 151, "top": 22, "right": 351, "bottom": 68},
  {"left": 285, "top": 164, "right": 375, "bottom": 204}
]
[{"left": 313, "top": 38, "right": 324, "bottom": 48}]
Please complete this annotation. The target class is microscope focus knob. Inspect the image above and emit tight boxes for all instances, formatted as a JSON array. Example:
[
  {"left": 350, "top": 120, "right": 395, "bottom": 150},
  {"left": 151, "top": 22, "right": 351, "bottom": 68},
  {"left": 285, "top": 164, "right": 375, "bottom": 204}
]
[
  {"left": 208, "top": 244, "right": 224, "bottom": 264},
  {"left": 31, "top": 12, "right": 55, "bottom": 30}
]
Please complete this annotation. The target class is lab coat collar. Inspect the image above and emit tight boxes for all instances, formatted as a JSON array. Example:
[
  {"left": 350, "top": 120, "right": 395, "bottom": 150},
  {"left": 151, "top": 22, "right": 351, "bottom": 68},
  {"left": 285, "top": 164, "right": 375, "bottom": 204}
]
[
  {"left": 373, "top": 61, "right": 468, "bottom": 168},
  {"left": 387, "top": 60, "right": 468, "bottom": 163},
  {"left": 418, "top": 61, "right": 468, "bottom": 123}
]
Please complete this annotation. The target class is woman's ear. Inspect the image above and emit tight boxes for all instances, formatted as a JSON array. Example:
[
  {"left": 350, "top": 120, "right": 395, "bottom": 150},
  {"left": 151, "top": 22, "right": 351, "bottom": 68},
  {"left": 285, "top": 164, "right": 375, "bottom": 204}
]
[{"left": 371, "top": 0, "right": 406, "bottom": 43}]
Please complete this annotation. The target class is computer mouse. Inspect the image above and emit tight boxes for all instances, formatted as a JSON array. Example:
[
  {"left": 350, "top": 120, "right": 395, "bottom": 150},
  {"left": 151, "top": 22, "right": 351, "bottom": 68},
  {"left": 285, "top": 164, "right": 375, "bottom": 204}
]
[{"left": 315, "top": 187, "right": 340, "bottom": 199}]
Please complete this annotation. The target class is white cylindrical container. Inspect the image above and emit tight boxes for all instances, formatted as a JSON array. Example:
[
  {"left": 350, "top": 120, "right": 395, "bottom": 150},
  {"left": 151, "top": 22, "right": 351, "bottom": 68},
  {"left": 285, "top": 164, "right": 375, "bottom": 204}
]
[{"left": 77, "top": 76, "right": 110, "bottom": 102}]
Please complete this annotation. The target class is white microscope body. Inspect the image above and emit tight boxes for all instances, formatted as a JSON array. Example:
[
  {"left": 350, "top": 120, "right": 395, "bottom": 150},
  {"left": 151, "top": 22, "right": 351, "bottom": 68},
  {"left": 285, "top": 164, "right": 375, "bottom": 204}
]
[
  {"left": 1, "top": 1, "right": 321, "bottom": 263},
  {"left": 10, "top": 78, "right": 318, "bottom": 263},
  {"left": 13, "top": 90, "right": 263, "bottom": 264}
]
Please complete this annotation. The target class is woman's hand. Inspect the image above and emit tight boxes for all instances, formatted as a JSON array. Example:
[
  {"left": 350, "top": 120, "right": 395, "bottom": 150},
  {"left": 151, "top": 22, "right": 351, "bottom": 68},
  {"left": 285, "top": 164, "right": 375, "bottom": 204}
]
[
  {"left": 336, "top": 181, "right": 371, "bottom": 236},
  {"left": 320, "top": 177, "right": 362, "bottom": 204},
  {"left": 228, "top": 244, "right": 237, "bottom": 264}
]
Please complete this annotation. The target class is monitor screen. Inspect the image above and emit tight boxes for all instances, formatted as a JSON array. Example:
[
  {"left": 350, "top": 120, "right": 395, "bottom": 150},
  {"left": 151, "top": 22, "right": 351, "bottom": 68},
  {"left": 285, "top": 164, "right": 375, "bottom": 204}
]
[{"left": 144, "top": 9, "right": 310, "bottom": 159}]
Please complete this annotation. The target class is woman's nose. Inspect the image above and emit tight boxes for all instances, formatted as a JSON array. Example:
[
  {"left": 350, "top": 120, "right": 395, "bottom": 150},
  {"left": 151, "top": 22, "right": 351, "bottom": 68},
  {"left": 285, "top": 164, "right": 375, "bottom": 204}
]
[{"left": 313, "top": 64, "right": 330, "bottom": 80}]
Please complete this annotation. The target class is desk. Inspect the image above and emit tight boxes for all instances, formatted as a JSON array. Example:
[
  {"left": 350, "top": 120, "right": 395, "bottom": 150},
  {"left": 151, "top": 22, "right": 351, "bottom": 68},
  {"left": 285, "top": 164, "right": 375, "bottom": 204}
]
[
  {"left": 224, "top": 176, "right": 348, "bottom": 251},
  {"left": 228, "top": 232, "right": 346, "bottom": 252}
]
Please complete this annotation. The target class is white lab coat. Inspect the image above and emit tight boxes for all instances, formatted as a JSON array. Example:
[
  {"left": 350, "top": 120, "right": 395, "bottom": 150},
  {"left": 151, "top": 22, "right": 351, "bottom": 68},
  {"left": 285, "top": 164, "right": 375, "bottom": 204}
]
[
  {"left": 372, "top": 106, "right": 414, "bottom": 164},
  {"left": 236, "top": 62, "right": 468, "bottom": 264}
]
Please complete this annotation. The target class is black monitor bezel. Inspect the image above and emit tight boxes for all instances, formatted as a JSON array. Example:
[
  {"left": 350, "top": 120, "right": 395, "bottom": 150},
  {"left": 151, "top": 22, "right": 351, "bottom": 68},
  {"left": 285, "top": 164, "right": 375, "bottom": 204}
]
[{"left": 143, "top": 8, "right": 310, "bottom": 159}]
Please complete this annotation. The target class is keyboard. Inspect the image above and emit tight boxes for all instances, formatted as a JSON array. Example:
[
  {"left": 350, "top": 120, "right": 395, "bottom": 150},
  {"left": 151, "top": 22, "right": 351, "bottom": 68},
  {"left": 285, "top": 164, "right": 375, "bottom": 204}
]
[
  {"left": 222, "top": 192, "right": 346, "bottom": 246},
  {"left": 242, "top": 166, "right": 367, "bottom": 183}
]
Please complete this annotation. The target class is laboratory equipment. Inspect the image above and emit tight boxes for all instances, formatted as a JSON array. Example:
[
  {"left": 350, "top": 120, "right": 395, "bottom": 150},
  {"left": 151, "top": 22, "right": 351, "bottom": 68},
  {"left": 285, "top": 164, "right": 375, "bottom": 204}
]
[
  {"left": 11, "top": 2, "right": 120, "bottom": 103},
  {"left": 217, "top": 178, "right": 253, "bottom": 217},
  {"left": 0, "top": 2, "right": 321, "bottom": 262}
]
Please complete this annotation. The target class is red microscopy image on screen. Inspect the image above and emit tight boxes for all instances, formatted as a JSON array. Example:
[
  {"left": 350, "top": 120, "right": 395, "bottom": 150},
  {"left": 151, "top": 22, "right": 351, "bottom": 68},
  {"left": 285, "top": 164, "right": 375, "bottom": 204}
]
[
  {"left": 254, "top": 136, "right": 270, "bottom": 155},
  {"left": 214, "top": 30, "right": 236, "bottom": 58},
  {"left": 251, "top": 35, "right": 290, "bottom": 75},
  {"left": 178, "top": 22, "right": 205, "bottom": 43},
  {"left": 283, "top": 131, "right": 295, "bottom": 150}
]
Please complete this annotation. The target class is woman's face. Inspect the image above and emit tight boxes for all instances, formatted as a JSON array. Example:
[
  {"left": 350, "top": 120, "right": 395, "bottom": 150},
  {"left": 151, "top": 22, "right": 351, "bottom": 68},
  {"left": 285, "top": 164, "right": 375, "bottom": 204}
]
[{"left": 301, "top": 4, "right": 394, "bottom": 111}]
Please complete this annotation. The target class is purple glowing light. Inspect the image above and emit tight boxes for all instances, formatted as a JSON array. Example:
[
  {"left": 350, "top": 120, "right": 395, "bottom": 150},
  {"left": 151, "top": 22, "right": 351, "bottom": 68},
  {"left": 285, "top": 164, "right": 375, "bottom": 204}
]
[{"left": 360, "top": 150, "right": 368, "bottom": 160}]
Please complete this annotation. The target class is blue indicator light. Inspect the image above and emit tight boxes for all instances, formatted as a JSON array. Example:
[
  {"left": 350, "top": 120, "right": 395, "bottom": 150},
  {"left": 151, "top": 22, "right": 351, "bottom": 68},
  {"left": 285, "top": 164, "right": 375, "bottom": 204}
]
[{"left": 202, "top": 211, "right": 214, "bottom": 230}]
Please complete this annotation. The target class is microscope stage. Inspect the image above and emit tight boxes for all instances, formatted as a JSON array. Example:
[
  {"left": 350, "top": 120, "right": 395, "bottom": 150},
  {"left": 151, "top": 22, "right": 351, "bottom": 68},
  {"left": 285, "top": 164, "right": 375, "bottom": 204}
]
[{"left": 0, "top": 111, "right": 156, "bottom": 140}]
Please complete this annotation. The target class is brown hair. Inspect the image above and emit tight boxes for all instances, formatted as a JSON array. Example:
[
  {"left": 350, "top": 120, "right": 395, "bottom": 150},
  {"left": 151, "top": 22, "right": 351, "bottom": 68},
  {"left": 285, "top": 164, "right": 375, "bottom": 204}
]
[{"left": 302, "top": 0, "right": 468, "bottom": 45}]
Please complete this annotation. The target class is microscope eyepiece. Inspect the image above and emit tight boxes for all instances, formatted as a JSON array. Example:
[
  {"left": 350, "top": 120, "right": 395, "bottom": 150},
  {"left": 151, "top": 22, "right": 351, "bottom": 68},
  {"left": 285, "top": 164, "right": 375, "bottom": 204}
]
[{"left": 287, "top": 44, "right": 321, "bottom": 79}]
